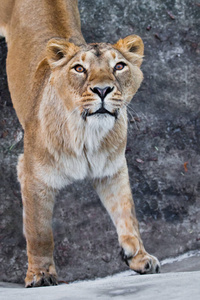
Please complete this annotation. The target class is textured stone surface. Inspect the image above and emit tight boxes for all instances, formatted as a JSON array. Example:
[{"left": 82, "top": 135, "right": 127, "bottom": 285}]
[{"left": 0, "top": 0, "right": 200, "bottom": 283}]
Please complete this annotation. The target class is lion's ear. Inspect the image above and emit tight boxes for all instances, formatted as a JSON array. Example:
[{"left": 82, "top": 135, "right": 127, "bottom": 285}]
[
  {"left": 113, "top": 35, "right": 144, "bottom": 67},
  {"left": 46, "top": 38, "right": 80, "bottom": 68}
]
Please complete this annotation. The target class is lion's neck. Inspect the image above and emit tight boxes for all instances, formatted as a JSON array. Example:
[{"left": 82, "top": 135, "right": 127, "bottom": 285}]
[{"left": 68, "top": 113, "right": 116, "bottom": 155}]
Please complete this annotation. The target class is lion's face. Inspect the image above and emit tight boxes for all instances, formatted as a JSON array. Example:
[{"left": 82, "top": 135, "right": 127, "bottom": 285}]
[{"left": 46, "top": 35, "right": 144, "bottom": 125}]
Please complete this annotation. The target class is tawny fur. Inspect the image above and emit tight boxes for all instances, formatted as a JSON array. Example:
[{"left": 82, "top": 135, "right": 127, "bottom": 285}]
[{"left": 0, "top": 0, "right": 160, "bottom": 287}]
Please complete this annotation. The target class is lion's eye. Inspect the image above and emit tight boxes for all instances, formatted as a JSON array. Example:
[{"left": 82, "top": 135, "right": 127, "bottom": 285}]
[
  {"left": 74, "top": 65, "right": 86, "bottom": 73},
  {"left": 114, "top": 62, "right": 126, "bottom": 71}
]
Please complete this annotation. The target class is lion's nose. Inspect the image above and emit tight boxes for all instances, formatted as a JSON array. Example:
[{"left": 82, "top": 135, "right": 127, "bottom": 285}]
[{"left": 91, "top": 86, "right": 114, "bottom": 101}]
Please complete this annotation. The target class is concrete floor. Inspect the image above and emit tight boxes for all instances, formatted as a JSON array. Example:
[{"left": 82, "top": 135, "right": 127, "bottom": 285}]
[{"left": 1, "top": 250, "right": 200, "bottom": 300}]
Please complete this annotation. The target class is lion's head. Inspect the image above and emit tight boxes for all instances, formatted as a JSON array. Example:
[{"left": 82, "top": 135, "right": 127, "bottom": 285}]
[{"left": 45, "top": 35, "right": 144, "bottom": 129}]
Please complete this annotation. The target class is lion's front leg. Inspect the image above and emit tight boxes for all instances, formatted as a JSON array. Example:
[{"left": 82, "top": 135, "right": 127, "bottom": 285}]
[
  {"left": 17, "top": 154, "right": 58, "bottom": 287},
  {"left": 94, "top": 163, "right": 160, "bottom": 274}
]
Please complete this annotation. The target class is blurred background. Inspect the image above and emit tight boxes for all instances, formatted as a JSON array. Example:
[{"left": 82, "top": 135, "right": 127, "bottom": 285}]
[{"left": 0, "top": 0, "right": 200, "bottom": 283}]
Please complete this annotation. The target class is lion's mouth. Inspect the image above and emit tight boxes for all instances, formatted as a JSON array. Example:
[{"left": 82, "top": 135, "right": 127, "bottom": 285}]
[{"left": 82, "top": 107, "right": 118, "bottom": 120}]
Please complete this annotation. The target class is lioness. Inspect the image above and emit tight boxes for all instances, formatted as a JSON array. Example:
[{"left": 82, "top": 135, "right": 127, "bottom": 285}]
[{"left": 0, "top": 0, "right": 160, "bottom": 287}]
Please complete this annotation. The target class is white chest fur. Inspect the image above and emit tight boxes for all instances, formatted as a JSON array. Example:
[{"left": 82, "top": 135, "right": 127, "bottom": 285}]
[
  {"left": 37, "top": 115, "right": 125, "bottom": 189},
  {"left": 36, "top": 145, "right": 125, "bottom": 190}
]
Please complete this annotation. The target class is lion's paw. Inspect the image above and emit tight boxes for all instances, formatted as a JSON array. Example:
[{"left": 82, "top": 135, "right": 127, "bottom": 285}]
[
  {"left": 121, "top": 248, "right": 160, "bottom": 274},
  {"left": 25, "top": 268, "right": 58, "bottom": 288}
]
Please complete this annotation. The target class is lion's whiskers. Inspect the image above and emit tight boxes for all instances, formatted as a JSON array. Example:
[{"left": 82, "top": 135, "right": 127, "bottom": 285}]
[{"left": 124, "top": 100, "right": 147, "bottom": 125}]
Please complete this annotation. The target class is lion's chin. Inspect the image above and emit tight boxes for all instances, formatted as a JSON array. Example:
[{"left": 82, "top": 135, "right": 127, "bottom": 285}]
[
  {"left": 85, "top": 113, "right": 116, "bottom": 133},
  {"left": 82, "top": 107, "right": 119, "bottom": 120}
]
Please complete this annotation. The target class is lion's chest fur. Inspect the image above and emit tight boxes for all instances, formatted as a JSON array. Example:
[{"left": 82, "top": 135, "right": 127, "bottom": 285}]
[{"left": 37, "top": 146, "right": 125, "bottom": 190}]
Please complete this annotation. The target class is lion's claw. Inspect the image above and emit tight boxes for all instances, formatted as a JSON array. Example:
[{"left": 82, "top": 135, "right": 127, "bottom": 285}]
[{"left": 25, "top": 270, "right": 58, "bottom": 288}]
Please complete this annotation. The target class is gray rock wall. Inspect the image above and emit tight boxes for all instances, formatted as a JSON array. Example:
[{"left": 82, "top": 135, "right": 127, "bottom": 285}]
[{"left": 0, "top": 0, "right": 200, "bottom": 283}]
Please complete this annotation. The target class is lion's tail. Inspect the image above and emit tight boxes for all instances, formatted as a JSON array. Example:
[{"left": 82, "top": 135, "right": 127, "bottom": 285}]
[{"left": 0, "top": 0, "right": 14, "bottom": 37}]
